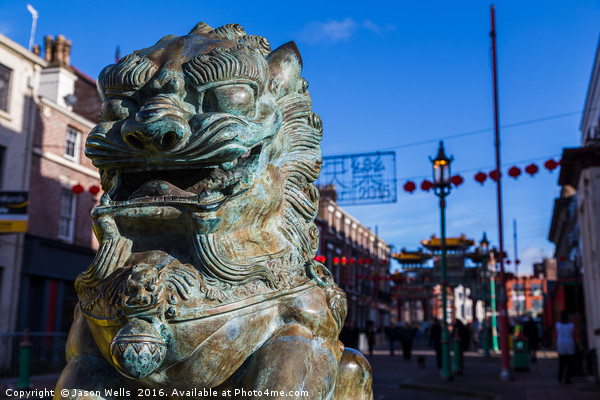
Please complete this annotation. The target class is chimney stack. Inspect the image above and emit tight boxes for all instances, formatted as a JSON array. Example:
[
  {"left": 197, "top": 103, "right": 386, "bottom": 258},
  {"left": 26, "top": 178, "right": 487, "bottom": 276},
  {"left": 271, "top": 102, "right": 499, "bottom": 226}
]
[
  {"left": 43, "top": 35, "right": 72, "bottom": 67},
  {"left": 44, "top": 35, "right": 52, "bottom": 62}
]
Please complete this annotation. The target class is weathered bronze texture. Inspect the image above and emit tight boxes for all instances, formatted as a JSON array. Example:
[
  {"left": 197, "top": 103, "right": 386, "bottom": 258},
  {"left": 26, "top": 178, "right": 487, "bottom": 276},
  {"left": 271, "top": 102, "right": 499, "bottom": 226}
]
[{"left": 55, "top": 22, "right": 372, "bottom": 399}]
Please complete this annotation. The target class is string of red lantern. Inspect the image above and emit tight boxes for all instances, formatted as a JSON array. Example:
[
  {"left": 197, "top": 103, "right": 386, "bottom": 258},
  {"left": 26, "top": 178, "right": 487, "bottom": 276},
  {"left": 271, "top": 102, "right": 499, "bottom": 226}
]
[
  {"left": 71, "top": 184, "right": 102, "bottom": 195},
  {"left": 450, "top": 175, "right": 464, "bottom": 186},
  {"left": 313, "top": 256, "right": 389, "bottom": 267},
  {"left": 403, "top": 158, "right": 561, "bottom": 193},
  {"left": 403, "top": 181, "right": 416, "bottom": 193}
]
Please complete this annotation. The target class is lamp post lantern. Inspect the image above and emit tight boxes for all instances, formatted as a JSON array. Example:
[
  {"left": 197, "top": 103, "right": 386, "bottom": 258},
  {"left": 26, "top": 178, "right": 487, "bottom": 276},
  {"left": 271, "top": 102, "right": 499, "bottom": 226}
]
[{"left": 430, "top": 141, "right": 453, "bottom": 380}]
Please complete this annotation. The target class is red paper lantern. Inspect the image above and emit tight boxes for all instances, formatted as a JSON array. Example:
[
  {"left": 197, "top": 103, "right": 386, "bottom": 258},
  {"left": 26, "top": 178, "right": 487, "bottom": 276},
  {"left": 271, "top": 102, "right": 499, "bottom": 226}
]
[
  {"left": 333, "top": 257, "right": 340, "bottom": 265},
  {"left": 474, "top": 172, "right": 487, "bottom": 184},
  {"left": 544, "top": 159, "right": 558, "bottom": 171},
  {"left": 525, "top": 163, "right": 539, "bottom": 176},
  {"left": 341, "top": 256, "right": 347, "bottom": 266},
  {"left": 421, "top": 180, "right": 433, "bottom": 191},
  {"left": 358, "top": 258, "right": 364, "bottom": 265},
  {"left": 349, "top": 257, "right": 356, "bottom": 265},
  {"left": 450, "top": 175, "right": 464, "bottom": 187},
  {"left": 515, "top": 259, "right": 520, "bottom": 265},
  {"left": 506, "top": 259, "right": 511, "bottom": 265},
  {"left": 489, "top": 169, "right": 501, "bottom": 182},
  {"left": 508, "top": 166, "right": 521, "bottom": 179},
  {"left": 89, "top": 185, "right": 101, "bottom": 195},
  {"left": 71, "top": 184, "right": 84, "bottom": 194},
  {"left": 403, "top": 181, "right": 416, "bottom": 193}
]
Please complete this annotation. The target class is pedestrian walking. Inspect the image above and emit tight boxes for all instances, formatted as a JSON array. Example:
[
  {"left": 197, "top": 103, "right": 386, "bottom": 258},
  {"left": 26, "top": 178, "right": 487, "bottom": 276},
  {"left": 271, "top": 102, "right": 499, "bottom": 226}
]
[
  {"left": 387, "top": 322, "right": 400, "bottom": 356},
  {"left": 471, "top": 318, "right": 481, "bottom": 350},
  {"left": 452, "top": 318, "right": 469, "bottom": 370},
  {"left": 365, "top": 320, "right": 376, "bottom": 357},
  {"left": 429, "top": 318, "right": 442, "bottom": 368},
  {"left": 400, "top": 322, "right": 415, "bottom": 361},
  {"left": 523, "top": 315, "right": 540, "bottom": 362},
  {"left": 554, "top": 311, "right": 581, "bottom": 384},
  {"left": 341, "top": 321, "right": 359, "bottom": 350}
]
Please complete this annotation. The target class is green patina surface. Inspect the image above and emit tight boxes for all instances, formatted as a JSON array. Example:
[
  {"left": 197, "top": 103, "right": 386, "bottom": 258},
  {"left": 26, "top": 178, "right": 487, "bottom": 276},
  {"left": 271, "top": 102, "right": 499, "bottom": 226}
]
[{"left": 55, "top": 22, "right": 373, "bottom": 400}]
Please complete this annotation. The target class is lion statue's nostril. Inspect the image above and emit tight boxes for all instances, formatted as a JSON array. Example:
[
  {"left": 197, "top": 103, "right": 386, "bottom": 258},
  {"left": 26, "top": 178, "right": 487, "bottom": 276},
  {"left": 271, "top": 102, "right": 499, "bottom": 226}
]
[
  {"left": 159, "top": 131, "right": 177, "bottom": 149},
  {"left": 125, "top": 133, "right": 146, "bottom": 150},
  {"left": 121, "top": 116, "right": 189, "bottom": 152}
]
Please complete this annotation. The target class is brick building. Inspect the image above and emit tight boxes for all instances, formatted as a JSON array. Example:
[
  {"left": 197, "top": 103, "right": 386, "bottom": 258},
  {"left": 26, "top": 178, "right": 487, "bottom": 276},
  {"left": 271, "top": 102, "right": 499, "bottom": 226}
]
[
  {"left": 315, "top": 186, "right": 392, "bottom": 332},
  {"left": 10, "top": 35, "right": 102, "bottom": 333},
  {"left": 505, "top": 276, "right": 547, "bottom": 318}
]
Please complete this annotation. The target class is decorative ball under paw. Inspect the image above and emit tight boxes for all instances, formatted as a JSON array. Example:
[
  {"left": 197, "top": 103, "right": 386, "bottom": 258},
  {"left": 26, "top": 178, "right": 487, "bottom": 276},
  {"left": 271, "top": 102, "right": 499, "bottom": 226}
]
[{"left": 109, "top": 319, "right": 166, "bottom": 379}]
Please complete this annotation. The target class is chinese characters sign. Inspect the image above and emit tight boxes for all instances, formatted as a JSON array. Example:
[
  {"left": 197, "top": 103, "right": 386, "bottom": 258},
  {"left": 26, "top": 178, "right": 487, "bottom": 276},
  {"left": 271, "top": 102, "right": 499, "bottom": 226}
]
[{"left": 317, "top": 152, "right": 397, "bottom": 206}]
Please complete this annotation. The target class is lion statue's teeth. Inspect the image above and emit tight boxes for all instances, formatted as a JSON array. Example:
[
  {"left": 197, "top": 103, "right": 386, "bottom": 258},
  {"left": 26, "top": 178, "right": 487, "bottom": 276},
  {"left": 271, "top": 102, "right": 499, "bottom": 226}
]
[{"left": 129, "top": 179, "right": 192, "bottom": 200}]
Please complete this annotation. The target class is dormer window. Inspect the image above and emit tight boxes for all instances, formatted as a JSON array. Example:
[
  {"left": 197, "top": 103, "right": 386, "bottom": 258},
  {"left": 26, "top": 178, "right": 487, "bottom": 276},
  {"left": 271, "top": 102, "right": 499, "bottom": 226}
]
[
  {"left": 64, "top": 126, "right": 81, "bottom": 162},
  {"left": 0, "top": 63, "right": 11, "bottom": 113}
]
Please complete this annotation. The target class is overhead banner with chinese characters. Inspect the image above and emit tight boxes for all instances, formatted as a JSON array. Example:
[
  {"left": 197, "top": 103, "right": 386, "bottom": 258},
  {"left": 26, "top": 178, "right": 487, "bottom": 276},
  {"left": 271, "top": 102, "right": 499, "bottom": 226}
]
[
  {"left": 0, "top": 191, "right": 28, "bottom": 233},
  {"left": 317, "top": 151, "right": 397, "bottom": 206}
]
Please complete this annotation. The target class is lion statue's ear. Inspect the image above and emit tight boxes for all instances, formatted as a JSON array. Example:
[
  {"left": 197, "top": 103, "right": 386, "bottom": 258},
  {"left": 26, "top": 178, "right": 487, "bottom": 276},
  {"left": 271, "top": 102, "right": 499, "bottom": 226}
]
[{"left": 267, "top": 41, "right": 303, "bottom": 96}]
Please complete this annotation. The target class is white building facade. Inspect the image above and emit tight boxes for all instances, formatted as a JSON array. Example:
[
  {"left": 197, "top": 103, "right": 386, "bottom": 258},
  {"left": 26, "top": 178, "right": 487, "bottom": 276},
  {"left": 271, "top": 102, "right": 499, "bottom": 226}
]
[
  {"left": 0, "top": 34, "right": 47, "bottom": 333},
  {"left": 557, "top": 36, "right": 600, "bottom": 381}
]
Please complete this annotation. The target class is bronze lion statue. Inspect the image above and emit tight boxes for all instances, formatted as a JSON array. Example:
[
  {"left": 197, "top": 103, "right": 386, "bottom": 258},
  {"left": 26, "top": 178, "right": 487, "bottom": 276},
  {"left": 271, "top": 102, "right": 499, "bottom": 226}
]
[{"left": 55, "top": 22, "right": 372, "bottom": 399}]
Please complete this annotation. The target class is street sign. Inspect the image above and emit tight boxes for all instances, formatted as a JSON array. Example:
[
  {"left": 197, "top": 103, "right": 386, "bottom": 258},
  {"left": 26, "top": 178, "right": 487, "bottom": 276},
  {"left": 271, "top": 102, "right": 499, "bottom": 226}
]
[
  {"left": 0, "top": 191, "right": 28, "bottom": 233},
  {"left": 317, "top": 151, "right": 397, "bottom": 206}
]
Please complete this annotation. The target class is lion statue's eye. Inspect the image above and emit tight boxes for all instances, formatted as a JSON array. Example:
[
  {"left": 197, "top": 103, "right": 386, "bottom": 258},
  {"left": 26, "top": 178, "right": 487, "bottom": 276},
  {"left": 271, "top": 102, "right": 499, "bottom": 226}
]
[
  {"left": 101, "top": 98, "right": 136, "bottom": 121},
  {"left": 202, "top": 84, "right": 255, "bottom": 117}
]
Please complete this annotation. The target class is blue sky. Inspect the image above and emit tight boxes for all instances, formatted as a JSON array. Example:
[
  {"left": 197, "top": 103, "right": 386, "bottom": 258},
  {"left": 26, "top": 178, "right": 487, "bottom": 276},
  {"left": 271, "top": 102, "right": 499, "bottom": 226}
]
[{"left": 2, "top": 0, "right": 599, "bottom": 274}]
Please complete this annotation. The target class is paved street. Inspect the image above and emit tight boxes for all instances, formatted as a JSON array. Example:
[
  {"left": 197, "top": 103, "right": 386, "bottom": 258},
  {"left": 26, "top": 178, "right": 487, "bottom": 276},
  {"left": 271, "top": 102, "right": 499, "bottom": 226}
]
[
  {"left": 1, "top": 346, "right": 599, "bottom": 399},
  {"left": 370, "top": 346, "right": 600, "bottom": 400}
]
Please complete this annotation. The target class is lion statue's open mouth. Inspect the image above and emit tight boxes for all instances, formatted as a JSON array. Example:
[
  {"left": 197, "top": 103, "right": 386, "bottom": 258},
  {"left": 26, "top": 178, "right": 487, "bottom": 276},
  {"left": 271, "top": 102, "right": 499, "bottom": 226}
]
[
  {"left": 56, "top": 21, "right": 373, "bottom": 400},
  {"left": 99, "top": 142, "right": 262, "bottom": 211}
]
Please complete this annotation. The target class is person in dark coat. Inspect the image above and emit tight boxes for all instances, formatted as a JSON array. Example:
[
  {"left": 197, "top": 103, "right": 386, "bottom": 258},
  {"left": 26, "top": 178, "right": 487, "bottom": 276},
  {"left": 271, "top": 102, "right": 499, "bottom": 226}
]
[
  {"left": 366, "top": 320, "right": 376, "bottom": 356},
  {"left": 399, "top": 322, "right": 415, "bottom": 361},
  {"left": 341, "top": 321, "right": 359, "bottom": 350},
  {"left": 429, "top": 318, "right": 442, "bottom": 368},
  {"left": 523, "top": 315, "right": 540, "bottom": 362},
  {"left": 453, "top": 318, "right": 468, "bottom": 370},
  {"left": 387, "top": 323, "right": 400, "bottom": 356}
]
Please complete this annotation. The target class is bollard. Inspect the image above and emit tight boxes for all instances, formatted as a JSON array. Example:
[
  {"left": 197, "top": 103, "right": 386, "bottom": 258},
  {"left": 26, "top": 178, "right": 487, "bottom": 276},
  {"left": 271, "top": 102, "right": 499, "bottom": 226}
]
[
  {"left": 452, "top": 338, "right": 462, "bottom": 375},
  {"left": 512, "top": 335, "right": 530, "bottom": 371},
  {"left": 17, "top": 328, "right": 32, "bottom": 389}
]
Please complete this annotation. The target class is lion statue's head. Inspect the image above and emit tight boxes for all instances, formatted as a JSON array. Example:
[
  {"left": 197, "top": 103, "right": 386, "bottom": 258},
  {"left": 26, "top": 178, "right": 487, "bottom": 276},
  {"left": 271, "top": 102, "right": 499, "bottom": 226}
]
[{"left": 77, "top": 22, "right": 324, "bottom": 301}]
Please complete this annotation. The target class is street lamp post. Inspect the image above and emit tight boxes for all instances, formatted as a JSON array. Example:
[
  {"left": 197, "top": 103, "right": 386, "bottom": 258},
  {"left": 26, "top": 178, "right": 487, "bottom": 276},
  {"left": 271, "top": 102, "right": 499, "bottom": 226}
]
[
  {"left": 430, "top": 141, "right": 453, "bottom": 381},
  {"left": 479, "top": 233, "right": 491, "bottom": 358}
]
